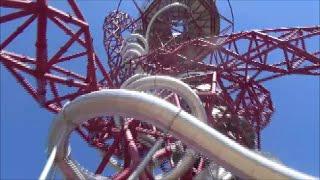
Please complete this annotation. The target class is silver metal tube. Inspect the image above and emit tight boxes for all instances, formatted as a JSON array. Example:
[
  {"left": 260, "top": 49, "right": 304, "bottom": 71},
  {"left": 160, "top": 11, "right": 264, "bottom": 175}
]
[
  {"left": 120, "top": 33, "right": 148, "bottom": 65},
  {"left": 145, "top": 2, "right": 190, "bottom": 44},
  {"left": 125, "top": 75, "right": 207, "bottom": 123},
  {"left": 125, "top": 33, "right": 149, "bottom": 52},
  {"left": 122, "top": 49, "right": 142, "bottom": 60},
  {"left": 120, "top": 74, "right": 149, "bottom": 89},
  {"left": 121, "top": 42, "right": 146, "bottom": 55},
  {"left": 159, "top": 148, "right": 195, "bottom": 180},
  {"left": 128, "top": 139, "right": 164, "bottom": 180},
  {"left": 39, "top": 146, "right": 57, "bottom": 180},
  {"left": 124, "top": 75, "right": 206, "bottom": 179},
  {"left": 114, "top": 74, "right": 149, "bottom": 128},
  {"left": 48, "top": 89, "right": 317, "bottom": 180}
]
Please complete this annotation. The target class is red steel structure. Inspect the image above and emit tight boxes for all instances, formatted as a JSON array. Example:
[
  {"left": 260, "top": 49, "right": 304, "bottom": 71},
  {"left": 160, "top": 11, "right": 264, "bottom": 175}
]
[
  {"left": 1, "top": 0, "right": 113, "bottom": 113},
  {"left": 132, "top": 26, "right": 320, "bottom": 149},
  {"left": 1, "top": 0, "right": 319, "bottom": 178}
]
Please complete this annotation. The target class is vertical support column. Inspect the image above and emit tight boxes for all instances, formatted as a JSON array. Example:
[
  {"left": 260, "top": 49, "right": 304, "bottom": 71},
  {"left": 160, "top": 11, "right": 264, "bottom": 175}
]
[
  {"left": 211, "top": 71, "right": 217, "bottom": 93},
  {"left": 256, "top": 118, "right": 261, "bottom": 150},
  {"left": 84, "top": 27, "right": 98, "bottom": 90},
  {"left": 36, "top": 0, "right": 48, "bottom": 106},
  {"left": 257, "top": 126, "right": 261, "bottom": 150}
]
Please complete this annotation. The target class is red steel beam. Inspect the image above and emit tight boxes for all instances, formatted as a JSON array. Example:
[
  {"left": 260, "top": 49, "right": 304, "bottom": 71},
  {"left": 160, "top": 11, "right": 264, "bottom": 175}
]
[{"left": 35, "top": 0, "right": 48, "bottom": 105}]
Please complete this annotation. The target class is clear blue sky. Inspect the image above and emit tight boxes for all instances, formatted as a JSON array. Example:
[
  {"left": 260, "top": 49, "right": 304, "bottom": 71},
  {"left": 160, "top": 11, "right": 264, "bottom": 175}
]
[{"left": 1, "top": 0, "right": 319, "bottom": 179}]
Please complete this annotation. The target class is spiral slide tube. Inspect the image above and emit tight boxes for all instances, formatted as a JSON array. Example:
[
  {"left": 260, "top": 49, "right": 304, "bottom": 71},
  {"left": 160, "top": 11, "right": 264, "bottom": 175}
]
[
  {"left": 123, "top": 75, "right": 207, "bottom": 179},
  {"left": 120, "top": 33, "right": 149, "bottom": 62},
  {"left": 120, "top": 74, "right": 148, "bottom": 90},
  {"left": 43, "top": 74, "right": 208, "bottom": 179},
  {"left": 113, "top": 74, "right": 149, "bottom": 127},
  {"left": 96, "top": 74, "right": 207, "bottom": 179},
  {"left": 120, "top": 75, "right": 207, "bottom": 123},
  {"left": 145, "top": 2, "right": 190, "bottom": 44},
  {"left": 120, "top": 2, "right": 190, "bottom": 65},
  {"left": 46, "top": 89, "right": 317, "bottom": 180}
]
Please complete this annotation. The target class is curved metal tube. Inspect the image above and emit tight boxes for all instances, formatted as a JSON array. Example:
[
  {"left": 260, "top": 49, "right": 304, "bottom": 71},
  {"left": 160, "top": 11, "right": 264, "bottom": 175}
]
[
  {"left": 124, "top": 75, "right": 207, "bottom": 179},
  {"left": 114, "top": 73, "right": 149, "bottom": 127},
  {"left": 124, "top": 75, "right": 207, "bottom": 123},
  {"left": 121, "top": 2, "right": 190, "bottom": 62},
  {"left": 159, "top": 148, "right": 195, "bottom": 180},
  {"left": 122, "top": 48, "right": 143, "bottom": 60},
  {"left": 120, "top": 73, "right": 149, "bottom": 90},
  {"left": 47, "top": 75, "right": 205, "bottom": 179},
  {"left": 121, "top": 3, "right": 190, "bottom": 66},
  {"left": 121, "top": 33, "right": 149, "bottom": 64},
  {"left": 145, "top": 2, "right": 190, "bottom": 44},
  {"left": 128, "top": 139, "right": 164, "bottom": 180},
  {"left": 194, "top": 162, "right": 233, "bottom": 180},
  {"left": 122, "top": 43, "right": 146, "bottom": 55},
  {"left": 125, "top": 33, "right": 149, "bottom": 52},
  {"left": 39, "top": 146, "right": 57, "bottom": 180},
  {"left": 48, "top": 89, "right": 317, "bottom": 180}
]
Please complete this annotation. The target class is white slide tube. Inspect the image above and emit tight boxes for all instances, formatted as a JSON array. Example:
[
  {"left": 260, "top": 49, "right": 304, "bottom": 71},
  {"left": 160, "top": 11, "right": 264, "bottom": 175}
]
[
  {"left": 120, "top": 33, "right": 149, "bottom": 64},
  {"left": 123, "top": 75, "right": 207, "bottom": 123},
  {"left": 39, "top": 146, "right": 57, "bottom": 180},
  {"left": 48, "top": 74, "right": 207, "bottom": 179},
  {"left": 122, "top": 2, "right": 189, "bottom": 60},
  {"left": 145, "top": 2, "right": 190, "bottom": 44},
  {"left": 113, "top": 73, "right": 149, "bottom": 127},
  {"left": 123, "top": 75, "right": 207, "bottom": 179},
  {"left": 128, "top": 139, "right": 164, "bottom": 180},
  {"left": 120, "top": 3, "right": 190, "bottom": 67},
  {"left": 124, "top": 33, "right": 149, "bottom": 52},
  {"left": 120, "top": 73, "right": 148, "bottom": 88},
  {"left": 47, "top": 89, "right": 317, "bottom": 180}
]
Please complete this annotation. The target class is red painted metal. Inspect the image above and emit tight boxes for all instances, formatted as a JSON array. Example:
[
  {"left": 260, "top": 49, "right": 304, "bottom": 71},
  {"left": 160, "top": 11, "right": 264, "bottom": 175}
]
[
  {"left": 103, "top": 10, "right": 137, "bottom": 87},
  {"left": 131, "top": 26, "right": 319, "bottom": 148},
  {"left": 0, "top": 0, "right": 113, "bottom": 112},
  {"left": 1, "top": 0, "right": 319, "bottom": 178}
]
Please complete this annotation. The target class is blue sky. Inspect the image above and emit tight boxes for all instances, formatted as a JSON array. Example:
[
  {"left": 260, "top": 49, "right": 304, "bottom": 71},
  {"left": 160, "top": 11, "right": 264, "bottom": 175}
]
[{"left": 1, "top": 0, "right": 319, "bottom": 179}]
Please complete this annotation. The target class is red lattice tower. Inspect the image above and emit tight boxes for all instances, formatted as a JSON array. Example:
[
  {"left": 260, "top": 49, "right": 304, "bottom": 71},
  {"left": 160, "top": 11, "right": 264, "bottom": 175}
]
[
  {"left": 0, "top": 0, "right": 113, "bottom": 113},
  {"left": 1, "top": 0, "right": 319, "bottom": 178}
]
